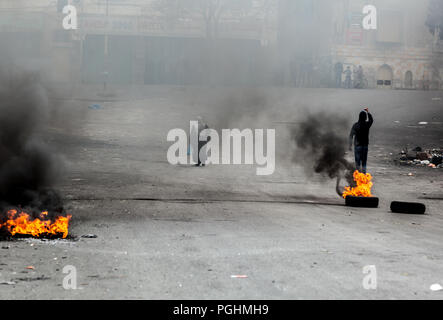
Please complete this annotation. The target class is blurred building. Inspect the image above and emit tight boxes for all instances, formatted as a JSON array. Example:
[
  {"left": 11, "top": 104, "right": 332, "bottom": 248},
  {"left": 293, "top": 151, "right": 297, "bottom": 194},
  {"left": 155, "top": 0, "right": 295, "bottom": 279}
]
[
  {"left": 2, "top": 0, "right": 441, "bottom": 89},
  {"left": 0, "top": 0, "right": 279, "bottom": 86},
  {"left": 330, "top": 0, "right": 443, "bottom": 90},
  {"left": 279, "top": 0, "right": 443, "bottom": 90},
  {"left": 0, "top": 0, "right": 68, "bottom": 82}
]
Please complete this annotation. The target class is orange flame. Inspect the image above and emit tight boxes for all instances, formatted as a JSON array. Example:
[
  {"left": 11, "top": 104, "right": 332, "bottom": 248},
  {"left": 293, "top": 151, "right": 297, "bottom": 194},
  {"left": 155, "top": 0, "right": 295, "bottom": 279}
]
[
  {"left": 0, "top": 209, "right": 72, "bottom": 238},
  {"left": 342, "top": 170, "right": 373, "bottom": 198}
]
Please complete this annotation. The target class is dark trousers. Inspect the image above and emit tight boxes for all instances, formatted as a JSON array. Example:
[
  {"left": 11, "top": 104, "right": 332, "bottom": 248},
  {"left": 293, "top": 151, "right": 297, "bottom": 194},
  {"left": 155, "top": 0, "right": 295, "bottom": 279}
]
[{"left": 355, "top": 146, "right": 368, "bottom": 173}]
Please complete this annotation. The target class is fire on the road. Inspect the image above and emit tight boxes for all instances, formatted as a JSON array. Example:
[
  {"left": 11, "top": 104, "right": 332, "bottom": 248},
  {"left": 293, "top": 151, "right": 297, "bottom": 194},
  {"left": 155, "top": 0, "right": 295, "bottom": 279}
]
[
  {"left": 342, "top": 170, "right": 373, "bottom": 198},
  {"left": 0, "top": 209, "right": 71, "bottom": 239}
]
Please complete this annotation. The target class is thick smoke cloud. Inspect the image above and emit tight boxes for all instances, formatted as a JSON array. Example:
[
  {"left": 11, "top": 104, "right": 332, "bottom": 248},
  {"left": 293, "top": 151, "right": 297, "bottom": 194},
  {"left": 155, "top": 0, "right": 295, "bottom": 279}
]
[
  {"left": 0, "top": 68, "right": 63, "bottom": 215},
  {"left": 290, "top": 112, "right": 355, "bottom": 196}
]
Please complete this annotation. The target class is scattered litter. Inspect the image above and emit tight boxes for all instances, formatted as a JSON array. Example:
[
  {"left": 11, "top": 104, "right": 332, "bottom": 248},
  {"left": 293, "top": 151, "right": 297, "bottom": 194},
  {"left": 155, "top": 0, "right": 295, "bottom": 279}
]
[
  {"left": 418, "top": 122, "right": 428, "bottom": 125},
  {"left": 0, "top": 281, "right": 16, "bottom": 285},
  {"left": 231, "top": 275, "right": 248, "bottom": 279},
  {"left": 396, "top": 148, "right": 443, "bottom": 168},
  {"left": 393, "top": 120, "right": 400, "bottom": 124},
  {"left": 26, "top": 266, "right": 35, "bottom": 270},
  {"left": 408, "top": 173, "right": 414, "bottom": 176},
  {"left": 81, "top": 234, "right": 98, "bottom": 238},
  {"left": 15, "top": 275, "right": 51, "bottom": 282},
  {"left": 88, "top": 104, "right": 102, "bottom": 110},
  {"left": 431, "top": 155, "right": 443, "bottom": 166},
  {"left": 430, "top": 283, "right": 443, "bottom": 291}
]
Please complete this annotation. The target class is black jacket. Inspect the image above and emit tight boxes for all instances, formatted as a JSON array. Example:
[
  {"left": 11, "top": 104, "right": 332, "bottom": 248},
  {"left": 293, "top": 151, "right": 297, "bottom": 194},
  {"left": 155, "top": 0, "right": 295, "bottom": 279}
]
[{"left": 349, "top": 111, "right": 373, "bottom": 147}]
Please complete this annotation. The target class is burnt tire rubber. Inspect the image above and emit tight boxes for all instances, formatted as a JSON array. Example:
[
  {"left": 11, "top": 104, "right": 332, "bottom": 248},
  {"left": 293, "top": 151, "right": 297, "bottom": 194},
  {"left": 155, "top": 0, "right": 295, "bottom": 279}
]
[
  {"left": 345, "top": 196, "right": 379, "bottom": 208},
  {"left": 390, "top": 201, "right": 426, "bottom": 215}
]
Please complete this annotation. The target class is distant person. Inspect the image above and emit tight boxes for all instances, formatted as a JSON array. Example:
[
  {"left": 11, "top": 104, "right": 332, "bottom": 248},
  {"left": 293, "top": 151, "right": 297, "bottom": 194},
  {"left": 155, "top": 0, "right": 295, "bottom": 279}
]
[
  {"left": 355, "top": 65, "right": 364, "bottom": 88},
  {"left": 191, "top": 116, "right": 210, "bottom": 167},
  {"left": 423, "top": 72, "right": 430, "bottom": 91},
  {"left": 349, "top": 108, "right": 374, "bottom": 174},
  {"left": 334, "top": 62, "right": 343, "bottom": 88},
  {"left": 343, "top": 66, "right": 352, "bottom": 89}
]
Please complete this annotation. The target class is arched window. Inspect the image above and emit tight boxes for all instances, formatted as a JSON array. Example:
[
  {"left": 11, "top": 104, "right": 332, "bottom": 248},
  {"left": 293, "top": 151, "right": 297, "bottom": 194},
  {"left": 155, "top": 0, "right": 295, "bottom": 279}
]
[{"left": 377, "top": 64, "right": 393, "bottom": 88}]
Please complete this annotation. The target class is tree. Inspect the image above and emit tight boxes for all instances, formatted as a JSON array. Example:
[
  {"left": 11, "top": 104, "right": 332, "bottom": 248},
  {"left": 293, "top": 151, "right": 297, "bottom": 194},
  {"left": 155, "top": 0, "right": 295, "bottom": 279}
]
[
  {"left": 426, "top": 0, "right": 443, "bottom": 40},
  {"left": 153, "top": 0, "right": 254, "bottom": 39}
]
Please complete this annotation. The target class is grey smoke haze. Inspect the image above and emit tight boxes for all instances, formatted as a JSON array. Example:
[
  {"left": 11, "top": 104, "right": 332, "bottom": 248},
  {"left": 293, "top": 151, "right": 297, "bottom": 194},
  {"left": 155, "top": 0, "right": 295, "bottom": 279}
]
[
  {"left": 211, "top": 88, "right": 274, "bottom": 129},
  {"left": 290, "top": 112, "right": 355, "bottom": 196},
  {"left": 0, "top": 67, "right": 63, "bottom": 216}
]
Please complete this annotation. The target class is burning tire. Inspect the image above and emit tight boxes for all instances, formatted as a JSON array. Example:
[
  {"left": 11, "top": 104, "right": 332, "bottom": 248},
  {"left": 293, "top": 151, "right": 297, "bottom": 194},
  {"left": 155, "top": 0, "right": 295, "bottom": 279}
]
[
  {"left": 390, "top": 201, "right": 426, "bottom": 215},
  {"left": 345, "top": 196, "right": 379, "bottom": 208}
]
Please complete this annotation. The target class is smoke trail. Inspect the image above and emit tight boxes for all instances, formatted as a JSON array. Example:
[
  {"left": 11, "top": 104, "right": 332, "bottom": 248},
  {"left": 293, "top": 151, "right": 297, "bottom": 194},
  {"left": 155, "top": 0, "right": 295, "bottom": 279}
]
[
  {"left": 290, "top": 112, "right": 355, "bottom": 196},
  {"left": 0, "top": 68, "right": 63, "bottom": 216}
]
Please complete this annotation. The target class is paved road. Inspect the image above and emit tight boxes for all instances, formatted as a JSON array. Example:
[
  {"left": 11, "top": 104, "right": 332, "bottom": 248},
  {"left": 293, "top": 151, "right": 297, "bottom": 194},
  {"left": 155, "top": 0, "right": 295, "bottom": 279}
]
[{"left": 1, "top": 87, "right": 442, "bottom": 299}]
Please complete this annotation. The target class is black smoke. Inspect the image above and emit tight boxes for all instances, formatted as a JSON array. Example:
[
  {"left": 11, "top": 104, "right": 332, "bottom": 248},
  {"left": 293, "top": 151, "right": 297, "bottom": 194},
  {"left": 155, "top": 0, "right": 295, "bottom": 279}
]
[
  {"left": 0, "top": 68, "right": 63, "bottom": 216},
  {"left": 290, "top": 112, "right": 355, "bottom": 196}
]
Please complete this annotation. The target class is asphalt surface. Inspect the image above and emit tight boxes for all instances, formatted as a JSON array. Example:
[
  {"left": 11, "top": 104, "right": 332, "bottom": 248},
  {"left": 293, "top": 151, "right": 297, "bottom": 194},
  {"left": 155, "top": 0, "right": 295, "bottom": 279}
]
[{"left": 0, "top": 87, "right": 442, "bottom": 299}]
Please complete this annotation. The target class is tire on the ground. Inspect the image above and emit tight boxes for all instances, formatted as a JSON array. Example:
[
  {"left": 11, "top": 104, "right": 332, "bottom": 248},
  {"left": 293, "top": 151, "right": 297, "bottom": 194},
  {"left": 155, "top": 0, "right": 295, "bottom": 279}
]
[
  {"left": 390, "top": 201, "right": 426, "bottom": 215},
  {"left": 345, "top": 196, "right": 379, "bottom": 208}
]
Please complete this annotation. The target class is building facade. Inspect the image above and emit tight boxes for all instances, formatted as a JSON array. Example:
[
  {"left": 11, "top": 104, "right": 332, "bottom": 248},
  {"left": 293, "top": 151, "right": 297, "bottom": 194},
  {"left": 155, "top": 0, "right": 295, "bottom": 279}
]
[
  {"left": 330, "top": 0, "right": 443, "bottom": 90},
  {"left": 278, "top": 0, "right": 443, "bottom": 90},
  {"left": 1, "top": 0, "right": 441, "bottom": 89},
  {"left": 0, "top": 0, "right": 280, "bottom": 86}
]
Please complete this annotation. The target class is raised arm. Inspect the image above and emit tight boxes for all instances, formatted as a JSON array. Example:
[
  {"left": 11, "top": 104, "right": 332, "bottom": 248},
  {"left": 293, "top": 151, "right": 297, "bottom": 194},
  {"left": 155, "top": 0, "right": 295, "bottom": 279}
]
[{"left": 367, "top": 112, "right": 373, "bottom": 128}]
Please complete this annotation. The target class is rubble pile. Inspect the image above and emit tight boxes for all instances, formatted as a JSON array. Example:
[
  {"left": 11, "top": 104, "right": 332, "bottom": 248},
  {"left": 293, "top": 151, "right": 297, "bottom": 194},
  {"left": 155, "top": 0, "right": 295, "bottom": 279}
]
[{"left": 396, "top": 147, "right": 443, "bottom": 168}]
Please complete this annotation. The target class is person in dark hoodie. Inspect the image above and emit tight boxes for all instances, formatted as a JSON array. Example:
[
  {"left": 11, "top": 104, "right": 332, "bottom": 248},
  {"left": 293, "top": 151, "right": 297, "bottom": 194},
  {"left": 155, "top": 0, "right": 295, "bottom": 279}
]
[
  {"left": 190, "top": 116, "right": 210, "bottom": 167},
  {"left": 349, "top": 108, "right": 374, "bottom": 173}
]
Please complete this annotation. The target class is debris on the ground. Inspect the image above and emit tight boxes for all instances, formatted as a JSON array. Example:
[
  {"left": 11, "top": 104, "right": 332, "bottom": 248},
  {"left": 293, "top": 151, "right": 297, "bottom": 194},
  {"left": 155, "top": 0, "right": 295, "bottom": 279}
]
[
  {"left": 88, "top": 104, "right": 102, "bottom": 110},
  {"left": 26, "top": 266, "right": 35, "bottom": 270},
  {"left": 0, "top": 281, "right": 16, "bottom": 285},
  {"left": 231, "top": 275, "right": 248, "bottom": 279},
  {"left": 418, "top": 122, "right": 428, "bottom": 125},
  {"left": 395, "top": 147, "right": 443, "bottom": 168},
  {"left": 430, "top": 283, "right": 443, "bottom": 291},
  {"left": 81, "top": 234, "right": 98, "bottom": 238},
  {"left": 15, "top": 275, "right": 51, "bottom": 282},
  {"left": 1, "top": 246, "right": 9, "bottom": 249}
]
